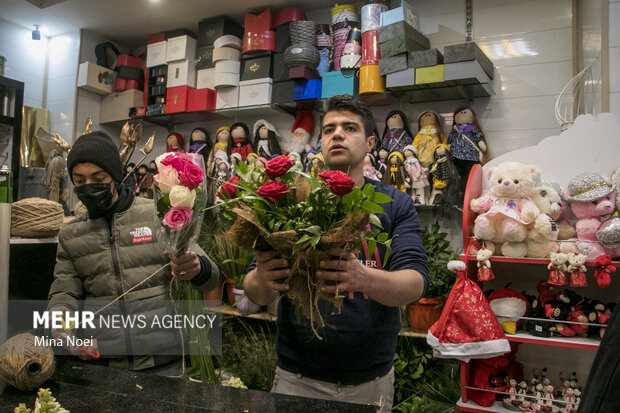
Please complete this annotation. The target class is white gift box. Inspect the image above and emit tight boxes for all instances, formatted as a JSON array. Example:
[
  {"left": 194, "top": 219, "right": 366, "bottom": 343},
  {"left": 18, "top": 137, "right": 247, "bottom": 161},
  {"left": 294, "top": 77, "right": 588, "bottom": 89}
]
[
  {"left": 166, "top": 35, "right": 197, "bottom": 63},
  {"left": 197, "top": 68, "right": 216, "bottom": 89},
  {"left": 167, "top": 59, "right": 197, "bottom": 88},
  {"left": 238, "top": 77, "right": 272, "bottom": 107},
  {"left": 146, "top": 41, "right": 167, "bottom": 68},
  {"left": 216, "top": 86, "right": 239, "bottom": 109},
  {"left": 77, "top": 62, "right": 113, "bottom": 94}
]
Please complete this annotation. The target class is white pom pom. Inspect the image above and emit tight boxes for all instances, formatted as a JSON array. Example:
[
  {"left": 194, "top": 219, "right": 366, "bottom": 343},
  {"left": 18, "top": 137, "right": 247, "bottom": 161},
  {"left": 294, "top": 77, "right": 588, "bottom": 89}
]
[{"left": 447, "top": 260, "right": 466, "bottom": 272}]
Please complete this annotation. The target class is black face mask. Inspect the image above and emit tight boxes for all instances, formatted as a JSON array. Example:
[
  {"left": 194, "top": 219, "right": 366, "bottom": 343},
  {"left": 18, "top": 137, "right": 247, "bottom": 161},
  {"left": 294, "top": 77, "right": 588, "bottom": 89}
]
[{"left": 75, "top": 183, "right": 115, "bottom": 217}]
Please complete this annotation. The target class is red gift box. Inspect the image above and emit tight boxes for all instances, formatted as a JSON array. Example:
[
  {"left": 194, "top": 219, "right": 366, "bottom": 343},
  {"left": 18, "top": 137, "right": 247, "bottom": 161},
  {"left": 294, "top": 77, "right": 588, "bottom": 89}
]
[
  {"left": 188, "top": 88, "right": 216, "bottom": 111},
  {"left": 165, "top": 86, "right": 192, "bottom": 113},
  {"left": 118, "top": 54, "right": 142, "bottom": 68},
  {"left": 362, "top": 30, "right": 380, "bottom": 65},
  {"left": 148, "top": 32, "right": 166, "bottom": 45},
  {"left": 289, "top": 65, "right": 320, "bottom": 80},
  {"left": 274, "top": 7, "right": 306, "bottom": 27},
  {"left": 245, "top": 8, "right": 274, "bottom": 32},
  {"left": 114, "top": 78, "right": 141, "bottom": 91},
  {"left": 243, "top": 31, "right": 276, "bottom": 54}
]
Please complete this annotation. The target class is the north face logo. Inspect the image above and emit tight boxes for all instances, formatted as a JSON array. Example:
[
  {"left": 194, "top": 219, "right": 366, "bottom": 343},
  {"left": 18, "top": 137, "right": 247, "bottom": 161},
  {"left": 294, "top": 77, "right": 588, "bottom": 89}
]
[{"left": 130, "top": 227, "right": 153, "bottom": 243}]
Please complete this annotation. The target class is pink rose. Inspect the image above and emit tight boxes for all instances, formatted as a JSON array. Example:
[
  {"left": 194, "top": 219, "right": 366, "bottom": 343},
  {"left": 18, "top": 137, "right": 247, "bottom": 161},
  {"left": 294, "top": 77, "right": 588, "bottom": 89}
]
[
  {"left": 179, "top": 161, "right": 204, "bottom": 190},
  {"left": 318, "top": 170, "right": 356, "bottom": 195},
  {"left": 257, "top": 181, "right": 289, "bottom": 202},
  {"left": 265, "top": 156, "right": 293, "bottom": 179},
  {"left": 153, "top": 165, "right": 180, "bottom": 194},
  {"left": 161, "top": 154, "right": 190, "bottom": 172},
  {"left": 162, "top": 206, "right": 193, "bottom": 232}
]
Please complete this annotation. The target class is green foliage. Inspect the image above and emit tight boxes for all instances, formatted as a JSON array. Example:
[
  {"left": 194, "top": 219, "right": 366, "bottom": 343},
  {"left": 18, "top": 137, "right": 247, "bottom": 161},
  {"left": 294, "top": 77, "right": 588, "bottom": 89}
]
[
  {"left": 422, "top": 222, "right": 459, "bottom": 299},
  {"left": 218, "top": 317, "right": 277, "bottom": 392},
  {"left": 208, "top": 232, "right": 253, "bottom": 288},
  {"left": 15, "top": 388, "right": 69, "bottom": 413}
]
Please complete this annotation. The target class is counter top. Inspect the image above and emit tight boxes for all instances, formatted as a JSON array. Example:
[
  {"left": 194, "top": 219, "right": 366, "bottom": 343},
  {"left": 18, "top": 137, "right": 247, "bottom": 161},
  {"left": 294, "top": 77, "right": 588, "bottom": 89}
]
[{"left": 0, "top": 358, "right": 375, "bottom": 412}]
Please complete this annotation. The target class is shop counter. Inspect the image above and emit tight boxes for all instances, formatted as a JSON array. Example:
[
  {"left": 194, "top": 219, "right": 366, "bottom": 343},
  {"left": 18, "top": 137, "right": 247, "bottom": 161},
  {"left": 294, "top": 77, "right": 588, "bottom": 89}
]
[{"left": 0, "top": 358, "right": 375, "bottom": 412}]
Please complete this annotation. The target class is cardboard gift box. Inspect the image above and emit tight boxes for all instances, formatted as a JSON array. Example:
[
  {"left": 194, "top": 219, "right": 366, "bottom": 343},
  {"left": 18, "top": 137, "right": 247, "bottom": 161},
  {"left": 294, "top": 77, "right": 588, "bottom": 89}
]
[
  {"left": 167, "top": 60, "right": 196, "bottom": 88},
  {"left": 443, "top": 42, "right": 494, "bottom": 79},
  {"left": 321, "top": 71, "right": 359, "bottom": 98},
  {"left": 293, "top": 79, "right": 322, "bottom": 100},
  {"left": 216, "top": 86, "right": 239, "bottom": 109},
  {"left": 148, "top": 32, "right": 166, "bottom": 45},
  {"left": 77, "top": 62, "right": 114, "bottom": 94},
  {"left": 100, "top": 89, "right": 143, "bottom": 123},
  {"left": 149, "top": 65, "right": 167, "bottom": 78},
  {"left": 240, "top": 54, "right": 273, "bottom": 81},
  {"left": 215, "top": 60, "right": 241, "bottom": 75},
  {"left": 188, "top": 88, "right": 216, "bottom": 111},
  {"left": 408, "top": 48, "right": 444, "bottom": 68},
  {"left": 196, "top": 68, "right": 216, "bottom": 89},
  {"left": 275, "top": 23, "right": 292, "bottom": 53},
  {"left": 243, "top": 31, "right": 276, "bottom": 54},
  {"left": 378, "top": 21, "right": 429, "bottom": 58},
  {"left": 114, "top": 78, "right": 141, "bottom": 91},
  {"left": 166, "top": 28, "right": 196, "bottom": 40},
  {"left": 386, "top": 68, "right": 416, "bottom": 90},
  {"left": 238, "top": 77, "right": 272, "bottom": 106},
  {"left": 380, "top": 0, "right": 419, "bottom": 30},
  {"left": 117, "top": 65, "right": 143, "bottom": 81},
  {"left": 214, "top": 35, "right": 242, "bottom": 49},
  {"left": 214, "top": 72, "right": 240, "bottom": 88},
  {"left": 149, "top": 84, "right": 166, "bottom": 97},
  {"left": 272, "top": 80, "right": 294, "bottom": 103},
  {"left": 212, "top": 47, "right": 242, "bottom": 62},
  {"left": 274, "top": 7, "right": 306, "bottom": 27},
  {"left": 198, "top": 16, "right": 244, "bottom": 48},
  {"left": 117, "top": 55, "right": 142, "bottom": 68},
  {"left": 195, "top": 46, "right": 214, "bottom": 70},
  {"left": 379, "top": 53, "right": 408, "bottom": 76},
  {"left": 166, "top": 35, "right": 197, "bottom": 63},
  {"left": 147, "top": 41, "right": 167, "bottom": 68},
  {"left": 165, "top": 85, "right": 192, "bottom": 113},
  {"left": 415, "top": 64, "right": 445, "bottom": 85}
]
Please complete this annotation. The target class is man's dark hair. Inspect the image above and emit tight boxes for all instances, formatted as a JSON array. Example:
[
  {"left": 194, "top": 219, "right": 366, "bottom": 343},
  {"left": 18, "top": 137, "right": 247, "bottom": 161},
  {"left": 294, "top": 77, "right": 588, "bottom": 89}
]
[{"left": 320, "top": 94, "right": 376, "bottom": 139}]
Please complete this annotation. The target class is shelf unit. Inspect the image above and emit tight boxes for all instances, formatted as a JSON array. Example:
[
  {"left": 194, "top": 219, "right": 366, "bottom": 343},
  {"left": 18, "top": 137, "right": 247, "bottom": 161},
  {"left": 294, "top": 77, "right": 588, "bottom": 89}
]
[{"left": 456, "top": 398, "right": 517, "bottom": 413}]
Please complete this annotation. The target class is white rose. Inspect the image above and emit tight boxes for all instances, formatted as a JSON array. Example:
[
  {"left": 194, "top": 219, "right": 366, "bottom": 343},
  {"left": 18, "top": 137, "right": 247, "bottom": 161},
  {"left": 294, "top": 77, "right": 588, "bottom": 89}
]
[
  {"left": 168, "top": 185, "right": 196, "bottom": 208},
  {"left": 155, "top": 152, "right": 177, "bottom": 169}
]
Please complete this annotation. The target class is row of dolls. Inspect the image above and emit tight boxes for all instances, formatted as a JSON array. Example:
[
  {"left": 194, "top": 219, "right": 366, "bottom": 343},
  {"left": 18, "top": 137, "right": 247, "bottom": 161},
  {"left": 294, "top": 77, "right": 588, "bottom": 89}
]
[{"left": 470, "top": 161, "right": 620, "bottom": 262}]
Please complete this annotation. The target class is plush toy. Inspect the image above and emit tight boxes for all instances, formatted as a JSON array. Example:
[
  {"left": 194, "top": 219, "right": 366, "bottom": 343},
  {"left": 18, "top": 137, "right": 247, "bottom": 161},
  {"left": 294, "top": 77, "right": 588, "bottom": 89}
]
[
  {"left": 208, "top": 126, "right": 230, "bottom": 176},
  {"left": 447, "top": 105, "right": 488, "bottom": 193},
  {"left": 567, "top": 251, "right": 588, "bottom": 287},
  {"left": 304, "top": 149, "right": 317, "bottom": 173},
  {"left": 189, "top": 128, "right": 211, "bottom": 163},
  {"left": 611, "top": 167, "right": 620, "bottom": 211},
  {"left": 488, "top": 288, "right": 529, "bottom": 334},
  {"left": 282, "top": 110, "right": 314, "bottom": 155},
  {"left": 412, "top": 110, "right": 446, "bottom": 169},
  {"left": 363, "top": 153, "right": 381, "bottom": 181},
  {"left": 148, "top": 160, "right": 158, "bottom": 174},
  {"left": 166, "top": 132, "right": 184, "bottom": 153},
  {"left": 566, "top": 172, "right": 618, "bottom": 260},
  {"left": 253, "top": 119, "right": 281, "bottom": 159},
  {"left": 522, "top": 185, "right": 563, "bottom": 258},
  {"left": 543, "top": 179, "right": 577, "bottom": 241},
  {"left": 383, "top": 151, "right": 408, "bottom": 192},
  {"left": 470, "top": 162, "right": 541, "bottom": 254},
  {"left": 229, "top": 122, "right": 253, "bottom": 161},
  {"left": 429, "top": 143, "right": 459, "bottom": 207},
  {"left": 402, "top": 144, "right": 429, "bottom": 205},
  {"left": 476, "top": 247, "right": 495, "bottom": 281},
  {"left": 547, "top": 250, "right": 568, "bottom": 286},
  {"left": 381, "top": 110, "right": 413, "bottom": 155},
  {"left": 377, "top": 148, "right": 389, "bottom": 178},
  {"left": 593, "top": 254, "right": 616, "bottom": 288}
]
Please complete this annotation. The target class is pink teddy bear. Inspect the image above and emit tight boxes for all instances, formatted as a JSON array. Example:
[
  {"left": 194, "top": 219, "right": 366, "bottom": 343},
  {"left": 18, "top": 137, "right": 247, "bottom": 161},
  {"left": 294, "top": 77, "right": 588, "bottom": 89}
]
[{"left": 566, "top": 172, "right": 619, "bottom": 260}]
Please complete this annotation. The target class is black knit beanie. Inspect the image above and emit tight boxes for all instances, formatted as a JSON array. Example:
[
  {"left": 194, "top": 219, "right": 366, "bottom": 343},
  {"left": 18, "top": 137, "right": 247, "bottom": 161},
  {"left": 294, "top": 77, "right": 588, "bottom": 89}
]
[{"left": 67, "top": 131, "right": 123, "bottom": 183}]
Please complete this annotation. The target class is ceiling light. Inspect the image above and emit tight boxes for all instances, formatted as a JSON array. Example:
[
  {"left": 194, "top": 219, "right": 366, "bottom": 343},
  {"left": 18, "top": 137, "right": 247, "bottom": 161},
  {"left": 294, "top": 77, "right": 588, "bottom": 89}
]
[{"left": 32, "top": 25, "right": 41, "bottom": 41}]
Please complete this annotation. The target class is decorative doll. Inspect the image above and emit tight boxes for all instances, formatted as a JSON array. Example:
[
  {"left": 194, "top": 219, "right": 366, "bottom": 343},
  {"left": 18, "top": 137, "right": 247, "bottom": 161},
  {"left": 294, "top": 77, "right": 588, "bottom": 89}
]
[
  {"left": 547, "top": 250, "right": 568, "bottom": 286},
  {"left": 253, "top": 119, "right": 281, "bottom": 159},
  {"left": 381, "top": 110, "right": 413, "bottom": 155},
  {"left": 447, "top": 105, "right": 489, "bottom": 193},
  {"left": 309, "top": 154, "right": 325, "bottom": 176},
  {"left": 228, "top": 122, "right": 253, "bottom": 161},
  {"left": 304, "top": 149, "right": 317, "bottom": 173},
  {"left": 377, "top": 148, "right": 389, "bottom": 179},
  {"left": 188, "top": 127, "right": 211, "bottom": 163},
  {"left": 124, "top": 162, "right": 137, "bottom": 189},
  {"left": 476, "top": 247, "right": 495, "bottom": 281},
  {"left": 567, "top": 251, "right": 588, "bottom": 287},
  {"left": 363, "top": 153, "right": 381, "bottom": 181},
  {"left": 383, "top": 151, "right": 408, "bottom": 192},
  {"left": 135, "top": 164, "right": 153, "bottom": 199},
  {"left": 215, "top": 158, "right": 231, "bottom": 184},
  {"left": 281, "top": 110, "right": 314, "bottom": 155},
  {"left": 428, "top": 143, "right": 459, "bottom": 207},
  {"left": 166, "top": 132, "right": 184, "bottom": 153},
  {"left": 229, "top": 153, "right": 242, "bottom": 176},
  {"left": 255, "top": 156, "right": 268, "bottom": 171},
  {"left": 148, "top": 160, "right": 158, "bottom": 174},
  {"left": 288, "top": 152, "right": 303, "bottom": 171},
  {"left": 412, "top": 110, "right": 446, "bottom": 169},
  {"left": 208, "top": 126, "right": 230, "bottom": 178},
  {"left": 402, "top": 144, "right": 428, "bottom": 205}
]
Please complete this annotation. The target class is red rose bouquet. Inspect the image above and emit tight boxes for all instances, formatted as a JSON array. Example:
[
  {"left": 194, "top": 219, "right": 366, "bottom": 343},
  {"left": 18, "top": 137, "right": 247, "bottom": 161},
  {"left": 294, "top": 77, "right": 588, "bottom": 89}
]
[{"left": 214, "top": 156, "right": 392, "bottom": 336}]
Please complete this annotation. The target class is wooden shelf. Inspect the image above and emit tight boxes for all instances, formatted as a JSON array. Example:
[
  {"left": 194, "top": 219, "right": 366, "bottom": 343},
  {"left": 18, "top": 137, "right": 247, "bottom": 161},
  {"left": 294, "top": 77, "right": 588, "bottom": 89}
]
[
  {"left": 10, "top": 236, "right": 58, "bottom": 244},
  {"left": 506, "top": 331, "right": 600, "bottom": 350}
]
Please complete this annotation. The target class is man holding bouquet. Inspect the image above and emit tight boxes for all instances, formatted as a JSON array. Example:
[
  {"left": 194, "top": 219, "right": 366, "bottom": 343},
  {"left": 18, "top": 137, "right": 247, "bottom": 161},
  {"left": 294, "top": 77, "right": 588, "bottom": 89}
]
[
  {"left": 47, "top": 131, "right": 219, "bottom": 375},
  {"left": 244, "top": 95, "right": 429, "bottom": 411}
]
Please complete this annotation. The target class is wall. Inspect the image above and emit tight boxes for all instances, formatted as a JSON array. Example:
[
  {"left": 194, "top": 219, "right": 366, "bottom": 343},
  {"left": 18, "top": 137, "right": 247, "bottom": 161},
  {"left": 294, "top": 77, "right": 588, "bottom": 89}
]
[{"left": 610, "top": 0, "right": 620, "bottom": 116}]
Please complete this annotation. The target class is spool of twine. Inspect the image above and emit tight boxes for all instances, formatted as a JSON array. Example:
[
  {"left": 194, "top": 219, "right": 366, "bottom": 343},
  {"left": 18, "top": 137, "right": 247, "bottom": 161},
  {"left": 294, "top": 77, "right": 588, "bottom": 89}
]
[
  {"left": 0, "top": 333, "right": 55, "bottom": 391},
  {"left": 11, "top": 197, "right": 64, "bottom": 238}
]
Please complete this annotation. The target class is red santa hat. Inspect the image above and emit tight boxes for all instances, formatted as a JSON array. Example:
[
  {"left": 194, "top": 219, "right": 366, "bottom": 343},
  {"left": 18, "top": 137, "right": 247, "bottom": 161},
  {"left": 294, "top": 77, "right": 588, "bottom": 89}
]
[
  {"left": 488, "top": 288, "right": 530, "bottom": 335},
  {"left": 291, "top": 110, "right": 314, "bottom": 136},
  {"left": 167, "top": 132, "right": 184, "bottom": 149},
  {"left": 427, "top": 261, "right": 510, "bottom": 362}
]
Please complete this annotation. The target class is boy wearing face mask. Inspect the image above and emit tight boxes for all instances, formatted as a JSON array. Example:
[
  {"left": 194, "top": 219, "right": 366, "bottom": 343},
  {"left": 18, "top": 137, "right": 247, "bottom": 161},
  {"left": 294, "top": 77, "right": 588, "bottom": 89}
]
[{"left": 47, "top": 131, "right": 220, "bottom": 374}]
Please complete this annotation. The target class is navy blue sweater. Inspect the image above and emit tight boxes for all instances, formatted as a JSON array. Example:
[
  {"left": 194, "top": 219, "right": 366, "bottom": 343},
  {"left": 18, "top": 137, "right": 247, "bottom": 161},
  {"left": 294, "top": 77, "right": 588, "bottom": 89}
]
[{"left": 250, "top": 178, "right": 429, "bottom": 385}]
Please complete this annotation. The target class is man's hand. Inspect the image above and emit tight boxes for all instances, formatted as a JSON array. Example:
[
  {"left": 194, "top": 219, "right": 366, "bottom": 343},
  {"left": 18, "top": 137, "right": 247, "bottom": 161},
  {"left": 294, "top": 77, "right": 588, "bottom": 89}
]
[
  {"left": 169, "top": 251, "right": 201, "bottom": 280},
  {"left": 254, "top": 250, "right": 290, "bottom": 292},
  {"left": 317, "top": 253, "right": 371, "bottom": 294},
  {"left": 50, "top": 306, "right": 91, "bottom": 360}
]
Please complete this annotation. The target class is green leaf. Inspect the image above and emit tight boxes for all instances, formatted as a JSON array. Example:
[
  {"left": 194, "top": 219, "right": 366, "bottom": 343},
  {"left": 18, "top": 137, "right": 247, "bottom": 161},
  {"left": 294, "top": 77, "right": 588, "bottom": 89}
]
[
  {"left": 362, "top": 183, "right": 375, "bottom": 199},
  {"left": 304, "top": 225, "right": 322, "bottom": 236},
  {"left": 367, "top": 239, "right": 377, "bottom": 255},
  {"left": 296, "top": 234, "right": 312, "bottom": 245},
  {"left": 361, "top": 200, "right": 384, "bottom": 214},
  {"left": 368, "top": 213, "right": 383, "bottom": 229},
  {"left": 372, "top": 192, "right": 393, "bottom": 204},
  {"left": 377, "top": 232, "right": 389, "bottom": 242},
  {"left": 310, "top": 234, "right": 320, "bottom": 248}
]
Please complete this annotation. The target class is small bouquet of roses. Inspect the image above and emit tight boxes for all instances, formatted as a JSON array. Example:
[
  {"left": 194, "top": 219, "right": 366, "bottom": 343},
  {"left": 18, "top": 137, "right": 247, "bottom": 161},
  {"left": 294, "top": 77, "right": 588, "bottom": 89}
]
[
  {"left": 215, "top": 155, "right": 392, "bottom": 336},
  {"left": 153, "top": 152, "right": 207, "bottom": 257}
]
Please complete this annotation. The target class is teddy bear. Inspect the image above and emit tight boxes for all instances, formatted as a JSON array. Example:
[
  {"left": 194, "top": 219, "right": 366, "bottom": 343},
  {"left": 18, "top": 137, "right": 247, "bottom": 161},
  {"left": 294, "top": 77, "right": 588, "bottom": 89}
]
[
  {"left": 543, "top": 179, "right": 577, "bottom": 241},
  {"left": 518, "top": 185, "right": 563, "bottom": 258},
  {"left": 547, "top": 250, "right": 568, "bottom": 286},
  {"left": 476, "top": 247, "right": 494, "bottom": 281},
  {"left": 565, "top": 172, "right": 618, "bottom": 260},
  {"left": 470, "top": 162, "right": 541, "bottom": 256},
  {"left": 566, "top": 251, "right": 587, "bottom": 287}
]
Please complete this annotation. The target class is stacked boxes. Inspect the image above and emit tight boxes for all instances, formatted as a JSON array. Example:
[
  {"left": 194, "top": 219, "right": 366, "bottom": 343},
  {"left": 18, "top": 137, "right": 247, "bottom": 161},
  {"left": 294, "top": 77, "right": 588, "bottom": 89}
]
[
  {"left": 147, "top": 65, "right": 167, "bottom": 115},
  {"left": 114, "top": 55, "right": 143, "bottom": 91},
  {"left": 214, "top": 36, "right": 242, "bottom": 109},
  {"left": 165, "top": 32, "right": 198, "bottom": 113}
]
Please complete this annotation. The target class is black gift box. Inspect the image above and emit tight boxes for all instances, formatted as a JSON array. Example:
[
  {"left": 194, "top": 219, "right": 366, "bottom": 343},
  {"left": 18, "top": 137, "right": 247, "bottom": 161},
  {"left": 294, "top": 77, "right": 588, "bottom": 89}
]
[
  {"left": 272, "top": 80, "right": 295, "bottom": 103},
  {"left": 149, "top": 65, "right": 167, "bottom": 77},
  {"left": 146, "top": 103, "right": 166, "bottom": 116},
  {"left": 240, "top": 54, "right": 274, "bottom": 81},
  {"left": 198, "top": 16, "right": 244, "bottom": 47},
  {"left": 272, "top": 53, "right": 289, "bottom": 82},
  {"left": 275, "top": 23, "right": 292, "bottom": 53},
  {"left": 149, "top": 84, "right": 166, "bottom": 97},
  {"left": 195, "top": 46, "right": 215, "bottom": 69},
  {"left": 166, "top": 29, "right": 196, "bottom": 40},
  {"left": 118, "top": 65, "right": 144, "bottom": 81}
]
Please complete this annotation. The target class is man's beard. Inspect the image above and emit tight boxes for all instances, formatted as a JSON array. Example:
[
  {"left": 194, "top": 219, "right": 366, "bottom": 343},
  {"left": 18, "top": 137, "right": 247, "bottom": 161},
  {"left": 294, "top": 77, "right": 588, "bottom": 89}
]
[{"left": 281, "top": 134, "right": 308, "bottom": 154}]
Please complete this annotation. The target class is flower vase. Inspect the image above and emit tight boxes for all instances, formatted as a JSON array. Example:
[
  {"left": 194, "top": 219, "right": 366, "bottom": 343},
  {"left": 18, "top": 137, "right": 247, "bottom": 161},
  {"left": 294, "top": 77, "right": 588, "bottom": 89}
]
[
  {"left": 232, "top": 288, "right": 261, "bottom": 314},
  {"left": 203, "top": 275, "right": 224, "bottom": 308},
  {"left": 407, "top": 297, "right": 445, "bottom": 333}
]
